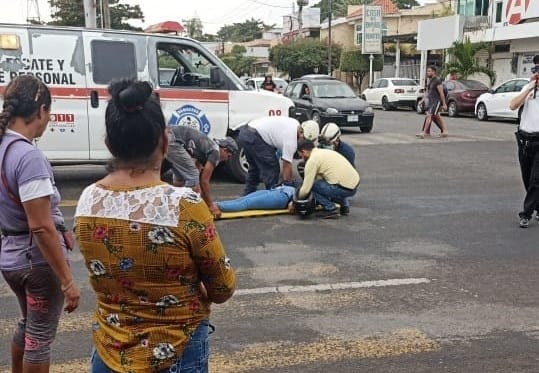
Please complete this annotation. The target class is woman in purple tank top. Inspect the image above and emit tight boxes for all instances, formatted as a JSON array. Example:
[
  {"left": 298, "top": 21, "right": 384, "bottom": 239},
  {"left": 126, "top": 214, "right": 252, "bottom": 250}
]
[{"left": 0, "top": 75, "right": 80, "bottom": 372}]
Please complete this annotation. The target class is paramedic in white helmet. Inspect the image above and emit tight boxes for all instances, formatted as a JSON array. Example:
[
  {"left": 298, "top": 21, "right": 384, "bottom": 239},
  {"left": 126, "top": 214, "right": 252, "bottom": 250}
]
[
  {"left": 300, "top": 120, "right": 320, "bottom": 142},
  {"left": 318, "top": 122, "right": 355, "bottom": 167}
]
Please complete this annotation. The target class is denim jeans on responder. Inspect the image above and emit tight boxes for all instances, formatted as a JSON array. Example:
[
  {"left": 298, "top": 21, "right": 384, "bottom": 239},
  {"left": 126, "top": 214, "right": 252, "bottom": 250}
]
[
  {"left": 312, "top": 180, "right": 358, "bottom": 211},
  {"left": 238, "top": 126, "right": 280, "bottom": 195},
  {"left": 90, "top": 320, "right": 210, "bottom": 373}
]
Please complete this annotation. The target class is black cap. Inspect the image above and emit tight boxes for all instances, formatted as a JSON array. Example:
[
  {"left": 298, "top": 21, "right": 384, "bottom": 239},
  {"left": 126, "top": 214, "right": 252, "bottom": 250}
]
[{"left": 214, "top": 137, "right": 238, "bottom": 154}]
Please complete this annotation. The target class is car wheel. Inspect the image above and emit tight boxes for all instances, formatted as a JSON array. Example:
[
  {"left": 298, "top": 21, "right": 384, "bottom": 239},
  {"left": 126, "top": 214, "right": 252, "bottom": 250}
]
[
  {"left": 382, "top": 96, "right": 391, "bottom": 111},
  {"left": 416, "top": 100, "right": 424, "bottom": 114},
  {"left": 447, "top": 101, "right": 458, "bottom": 117},
  {"left": 227, "top": 144, "right": 248, "bottom": 183},
  {"left": 361, "top": 124, "right": 373, "bottom": 133},
  {"left": 476, "top": 103, "right": 488, "bottom": 121},
  {"left": 311, "top": 111, "right": 321, "bottom": 124}
]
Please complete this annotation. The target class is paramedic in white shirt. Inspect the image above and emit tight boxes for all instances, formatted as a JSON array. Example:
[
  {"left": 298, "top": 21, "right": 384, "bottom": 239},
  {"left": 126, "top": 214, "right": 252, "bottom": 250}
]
[
  {"left": 509, "top": 58, "right": 539, "bottom": 228},
  {"left": 237, "top": 116, "right": 304, "bottom": 195}
]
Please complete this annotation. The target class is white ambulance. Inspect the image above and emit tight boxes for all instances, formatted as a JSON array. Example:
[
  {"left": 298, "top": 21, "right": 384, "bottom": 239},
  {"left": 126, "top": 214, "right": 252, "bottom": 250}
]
[{"left": 0, "top": 24, "right": 294, "bottom": 181}]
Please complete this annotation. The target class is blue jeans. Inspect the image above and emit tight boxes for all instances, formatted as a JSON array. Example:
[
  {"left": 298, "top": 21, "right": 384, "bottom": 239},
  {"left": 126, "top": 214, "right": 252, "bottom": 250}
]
[
  {"left": 238, "top": 126, "right": 280, "bottom": 195},
  {"left": 90, "top": 320, "right": 210, "bottom": 373},
  {"left": 216, "top": 187, "right": 293, "bottom": 212},
  {"left": 312, "top": 180, "right": 357, "bottom": 211}
]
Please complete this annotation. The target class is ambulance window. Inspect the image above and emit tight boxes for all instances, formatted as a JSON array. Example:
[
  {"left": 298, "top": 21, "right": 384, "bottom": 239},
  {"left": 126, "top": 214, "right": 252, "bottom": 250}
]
[
  {"left": 91, "top": 40, "right": 136, "bottom": 84},
  {"left": 157, "top": 43, "right": 214, "bottom": 89}
]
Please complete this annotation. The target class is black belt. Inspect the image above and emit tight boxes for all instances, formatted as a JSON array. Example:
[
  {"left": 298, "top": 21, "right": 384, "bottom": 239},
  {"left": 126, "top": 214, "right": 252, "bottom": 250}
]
[
  {"left": 518, "top": 130, "right": 539, "bottom": 140},
  {"left": 338, "top": 183, "right": 359, "bottom": 192},
  {"left": 0, "top": 224, "right": 67, "bottom": 237}
]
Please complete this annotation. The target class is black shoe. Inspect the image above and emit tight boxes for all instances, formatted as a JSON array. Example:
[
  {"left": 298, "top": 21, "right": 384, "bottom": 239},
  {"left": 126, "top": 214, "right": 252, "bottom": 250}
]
[
  {"left": 340, "top": 205, "right": 350, "bottom": 216},
  {"left": 519, "top": 217, "right": 530, "bottom": 228},
  {"left": 316, "top": 208, "right": 339, "bottom": 219}
]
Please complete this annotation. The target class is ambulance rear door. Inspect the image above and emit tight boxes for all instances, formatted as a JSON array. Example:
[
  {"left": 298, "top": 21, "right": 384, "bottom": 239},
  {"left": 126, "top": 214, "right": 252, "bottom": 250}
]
[
  {"left": 0, "top": 27, "right": 90, "bottom": 161},
  {"left": 149, "top": 38, "right": 229, "bottom": 138},
  {"left": 82, "top": 31, "right": 146, "bottom": 160}
]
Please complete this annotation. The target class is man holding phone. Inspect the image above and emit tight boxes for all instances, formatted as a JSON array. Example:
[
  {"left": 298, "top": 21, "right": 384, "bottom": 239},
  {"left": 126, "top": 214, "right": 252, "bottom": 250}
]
[{"left": 509, "top": 55, "right": 539, "bottom": 228}]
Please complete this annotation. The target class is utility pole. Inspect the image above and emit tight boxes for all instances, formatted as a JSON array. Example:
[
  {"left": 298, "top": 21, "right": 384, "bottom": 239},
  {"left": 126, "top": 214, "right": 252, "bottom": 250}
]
[
  {"left": 328, "top": 0, "right": 332, "bottom": 76},
  {"left": 83, "top": 0, "right": 97, "bottom": 28},
  {"left": 103, "top": 0, "right": 111, "bottom": 29},
  {"left": 26, "top": 0, "right": 41, "bottom": 24},
  {"left": 297, "top": 0, "right": 308, "bottom": 39}
]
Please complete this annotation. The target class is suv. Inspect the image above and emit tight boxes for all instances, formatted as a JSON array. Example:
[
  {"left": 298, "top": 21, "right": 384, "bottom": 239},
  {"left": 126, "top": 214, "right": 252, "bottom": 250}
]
[{"left": 283, "top": 76, "right": 374, "bottom": 132}]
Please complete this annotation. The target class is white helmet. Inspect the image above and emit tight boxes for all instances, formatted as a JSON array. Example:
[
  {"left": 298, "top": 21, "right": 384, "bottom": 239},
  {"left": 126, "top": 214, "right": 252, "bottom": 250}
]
[
  {"left": 300, "top": 120, "right": 320, "bottom": 142},
  {"left": 319, "top": 122, "right": 341, "bottom": 144}
]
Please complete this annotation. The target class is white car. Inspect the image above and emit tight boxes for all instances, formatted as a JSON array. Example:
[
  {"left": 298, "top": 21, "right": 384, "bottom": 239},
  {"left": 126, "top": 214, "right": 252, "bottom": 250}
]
[
  {"left": 362, "top": 77, "right": 421, "bottom": 111},
  {"left": 475, "top": 78, "right": 529, "bottom": 122},
  {"left": 245, "top": 77, "right": 288, "bottom": 94}
]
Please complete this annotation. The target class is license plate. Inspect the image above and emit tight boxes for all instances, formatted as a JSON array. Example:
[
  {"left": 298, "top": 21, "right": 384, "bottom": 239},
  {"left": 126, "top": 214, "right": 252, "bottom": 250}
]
[
  {"left": 407, "top": 89, "right": 416, "bottom": 93},
  {"left": 347, "top": 115, "right": 359, "bottom": 122}
]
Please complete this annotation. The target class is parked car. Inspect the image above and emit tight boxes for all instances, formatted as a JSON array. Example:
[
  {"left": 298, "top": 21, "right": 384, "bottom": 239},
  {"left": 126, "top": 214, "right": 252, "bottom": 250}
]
[
  {"left": 361, "top": 78, "right": 420, "bottom": 111},
  {"left": 444, "top": 79, "right": 489, "bottom": 117},
  {"left": 283, "top": 76, "right": 374, "bottom": 133},
  {"left": 474, "top": 78, "right": 530, "bottom": 122},
  {"left": 245, "top": 77, "right": 288, "bottom": 94}
]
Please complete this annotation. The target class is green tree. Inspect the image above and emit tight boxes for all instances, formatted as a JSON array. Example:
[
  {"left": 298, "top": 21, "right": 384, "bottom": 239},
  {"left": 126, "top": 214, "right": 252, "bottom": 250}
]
[
  {"left": 391, "top": 0, "right": 419, "bottom": 9},
  {"left": 217, "top": 18, "right": 272, "bottom": 42},
  {"left": 183, "top": 17, "right": 204, "bottom": 40},
  {"left": 48, "top": 0, "right": 144, "bottom": 30},
  {"left": 314, "top": 0, "right": 367, "bottom": 21},
  {"left": 270, "top": 38, "right": 342, "bottom": 79},
  {"left": 443, "top": 37, "right": 496, "bottom": 86},
  {"left": 340, "top": 49, "right": 383, "bottom": 92},
  {"left": 221, "top": 45, "right": 257, "bottom": 76}
]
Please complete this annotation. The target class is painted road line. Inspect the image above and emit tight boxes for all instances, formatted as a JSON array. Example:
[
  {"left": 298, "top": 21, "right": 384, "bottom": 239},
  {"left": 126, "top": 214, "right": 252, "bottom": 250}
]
[{"left": 235, "top": 278, "right": 431, "bottom": 296}]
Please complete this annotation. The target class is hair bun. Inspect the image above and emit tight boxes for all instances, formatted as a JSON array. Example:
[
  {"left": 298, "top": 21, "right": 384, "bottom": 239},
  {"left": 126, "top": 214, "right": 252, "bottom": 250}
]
[{"left": 110, "top": 80, "right": 153, "bottom": 113}]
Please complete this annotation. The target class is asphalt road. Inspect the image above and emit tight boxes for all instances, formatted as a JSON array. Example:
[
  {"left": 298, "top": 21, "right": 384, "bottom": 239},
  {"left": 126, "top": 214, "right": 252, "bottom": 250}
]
[{"left": 1, "top": 109, "right": 538, "bottom": 373}]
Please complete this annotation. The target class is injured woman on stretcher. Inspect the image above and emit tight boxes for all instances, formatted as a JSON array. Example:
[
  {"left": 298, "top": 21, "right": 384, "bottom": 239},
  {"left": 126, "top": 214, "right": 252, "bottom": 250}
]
[{"left": 216, "top": 184, "right": 296, "bottom": 213}]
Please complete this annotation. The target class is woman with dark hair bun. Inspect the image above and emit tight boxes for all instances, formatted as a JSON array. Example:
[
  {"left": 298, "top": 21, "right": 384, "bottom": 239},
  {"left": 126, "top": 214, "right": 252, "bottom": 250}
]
[
  {"left": 75, "top": 79, "right": 236, "bottom": 373},
  {"left": 0, "top": 75, "right": 80, "bottom": 373}
]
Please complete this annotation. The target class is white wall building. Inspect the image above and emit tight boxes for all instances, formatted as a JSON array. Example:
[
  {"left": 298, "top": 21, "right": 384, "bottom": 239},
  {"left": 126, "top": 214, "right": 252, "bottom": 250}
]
[{"left": 418, "top": 0, "right": 539, "bottom": 86}]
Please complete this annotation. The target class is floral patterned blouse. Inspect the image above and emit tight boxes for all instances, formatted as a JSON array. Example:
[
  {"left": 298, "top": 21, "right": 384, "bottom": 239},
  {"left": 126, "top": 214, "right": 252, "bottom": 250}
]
[{"left": 74, "top": 183, "right": 236, "bottom": 373}]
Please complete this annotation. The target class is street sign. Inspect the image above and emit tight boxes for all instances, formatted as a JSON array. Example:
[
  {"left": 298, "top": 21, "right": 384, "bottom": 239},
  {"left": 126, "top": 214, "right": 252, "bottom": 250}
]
[{"left": 362, "top": 5, "right": 383, "bottom": 55}]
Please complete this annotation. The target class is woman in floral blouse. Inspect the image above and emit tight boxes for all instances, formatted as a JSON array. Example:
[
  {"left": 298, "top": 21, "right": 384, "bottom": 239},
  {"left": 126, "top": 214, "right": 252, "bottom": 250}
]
[{"left": 75, "top": 79, "right": 236, "bottom": 373}]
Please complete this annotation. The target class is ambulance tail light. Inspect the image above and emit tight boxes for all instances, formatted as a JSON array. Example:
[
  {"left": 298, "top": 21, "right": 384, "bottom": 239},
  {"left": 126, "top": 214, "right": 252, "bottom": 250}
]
[{"left": 0, "top": 34, "right": 20, "bottom": 50}]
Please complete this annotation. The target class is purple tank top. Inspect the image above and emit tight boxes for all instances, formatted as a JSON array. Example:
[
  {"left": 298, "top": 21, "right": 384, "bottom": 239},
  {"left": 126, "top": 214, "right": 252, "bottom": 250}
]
[{"left": 0, "top": 132, "right": 67, "bottom": 271}]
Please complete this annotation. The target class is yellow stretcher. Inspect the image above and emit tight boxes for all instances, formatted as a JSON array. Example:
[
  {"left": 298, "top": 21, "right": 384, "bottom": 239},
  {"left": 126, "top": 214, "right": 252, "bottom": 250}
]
[
  {"left": 216, "top": 204, "right": 340, "bottom": 220},
  {"left": 217, "top": 208, "right": 291, "bottom": 220}
]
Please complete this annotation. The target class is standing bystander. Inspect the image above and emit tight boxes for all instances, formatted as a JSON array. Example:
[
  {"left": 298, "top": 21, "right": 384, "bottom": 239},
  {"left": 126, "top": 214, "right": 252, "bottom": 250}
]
[
  {"left": 417, "top": 66, "right": 448, "bottom": 139},
  {"left": 510, "top": 55, "right": 539, "bottom": 228},
  {"left": 0, "top": 75, "right": 80, "bottom": 373}
]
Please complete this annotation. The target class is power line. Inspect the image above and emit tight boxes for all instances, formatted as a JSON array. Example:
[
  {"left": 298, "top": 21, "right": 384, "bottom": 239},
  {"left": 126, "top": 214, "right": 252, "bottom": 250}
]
[{"left": 247, "top": 0, "right": 293, "bottom": 9}]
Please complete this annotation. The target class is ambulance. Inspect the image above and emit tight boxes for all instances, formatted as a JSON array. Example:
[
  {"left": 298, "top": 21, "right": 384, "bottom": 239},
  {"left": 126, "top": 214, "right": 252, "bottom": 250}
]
[{"left": 0, "top": 24, "right": 294, "bottom": 181}]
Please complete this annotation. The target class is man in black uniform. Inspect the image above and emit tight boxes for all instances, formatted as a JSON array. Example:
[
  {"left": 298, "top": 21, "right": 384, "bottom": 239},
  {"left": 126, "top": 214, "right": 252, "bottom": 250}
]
[{"left": 510, "top": 55, "right": 539, "bottom": 228}]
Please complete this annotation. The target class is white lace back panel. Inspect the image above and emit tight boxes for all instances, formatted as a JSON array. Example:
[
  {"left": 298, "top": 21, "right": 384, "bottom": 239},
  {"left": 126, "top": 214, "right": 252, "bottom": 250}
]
[{"left": 75, "top": 184, "right": 202, "bottom": 227}]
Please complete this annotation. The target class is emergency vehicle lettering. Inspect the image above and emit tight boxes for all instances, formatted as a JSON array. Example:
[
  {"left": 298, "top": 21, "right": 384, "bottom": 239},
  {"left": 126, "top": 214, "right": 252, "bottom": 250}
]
[
  {"left": 0, "top": 58, "right": 76, "bottom": 85},
  {"left": 49, "top": 113, "right": 76, "bottom": 133},
  {"left": 268, "top": 109, "right": 283, "bottom": 116}
]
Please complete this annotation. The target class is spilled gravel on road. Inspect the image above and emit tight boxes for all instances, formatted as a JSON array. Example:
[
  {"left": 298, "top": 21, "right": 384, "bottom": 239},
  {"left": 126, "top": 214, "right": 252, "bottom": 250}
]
[{"left": 210, "top": 328, "right": 439, "bottom": 373}]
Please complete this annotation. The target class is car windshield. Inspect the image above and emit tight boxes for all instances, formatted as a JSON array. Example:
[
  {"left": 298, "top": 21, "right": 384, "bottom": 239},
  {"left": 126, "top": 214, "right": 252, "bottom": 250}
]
[
  {"left": 391, "top": 79, "right": 417, "bottom": 86},
  {"left": 459, "top": 80, "right": 488, "bottom": 90},
  {"left": 312, "top": 81, "right": 356, "bottom": 98}
]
